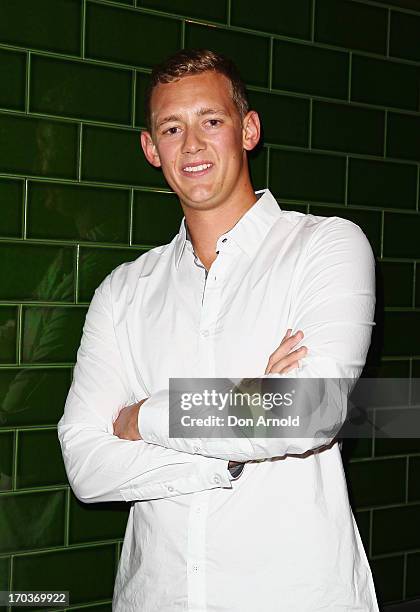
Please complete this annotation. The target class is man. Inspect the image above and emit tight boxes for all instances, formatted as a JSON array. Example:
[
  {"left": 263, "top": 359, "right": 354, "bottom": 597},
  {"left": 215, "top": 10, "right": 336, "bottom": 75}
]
[{"left": 58, "top": 48, "right": 380, "bottom": 611}]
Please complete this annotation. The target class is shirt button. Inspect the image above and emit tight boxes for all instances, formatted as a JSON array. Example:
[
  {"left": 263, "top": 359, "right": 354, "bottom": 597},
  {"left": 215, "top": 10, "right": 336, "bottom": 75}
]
[
  {"left": 167, "top": 485, "right": 174, "bottom": 492},
  {"left": 213, "top": 474, "right": 221, "bottom": 485},
  {"left": 201, "top": 330, "right": 209, "bottom": 338},
  {"left": 222, "top": 238, "right": 227, "bottom": 243},
  {"left": 192, "top": 564, "right": 199, "bottom": 572},
  {"left": 193, "top": 445, "right": 201, "bottom": 453}
]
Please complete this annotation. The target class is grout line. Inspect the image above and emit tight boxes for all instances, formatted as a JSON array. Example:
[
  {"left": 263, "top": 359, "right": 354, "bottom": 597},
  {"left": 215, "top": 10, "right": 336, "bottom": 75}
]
[
  {"left": 131, "top": 70, "right": 137, "bottom": 128},
  {"left": 81, "top": 0, "right": 87, "bottom": 59},
  {"left": 380, "top": 210, "right": 384, "bottom": 259},
  {"left": 405, "top": 456, "right": 410, "bottom": 504},
  {"left": 181, "top": 20, "right": 185, "bottom": 47},
  {"left": 416, "top": 165, "right": 420, "bottom": 213},
  {"left": 413, "top": 262, "right": 417, "bottom": 309},
  {"left": 227, "top": 0, "right": 231, "bottom": 26},
  {"left": 383, "top": 109, "right": 388, "bottom": 158},
  {"left": 22, "top": 179, "right": 28, "bottom": 240},
  {"left": 311, "top": 0, "right": 316, "bottom": 43},
  {"left": 25, "top": 52, "right": 31, "bottom": 114},
  {"left": 402, "top": 551, "right": 407, "bottom": 600},
  {"left": 308, "top": 98, "right": 313, "bottom": 149},
  {"left": 77, "top": 124, "right": 83, "bottom": 182},
  {"left": 75, "top": 244, "right": 80, "bottom": 304},
  {"left": 268, "top": 37, "right": 273, "bottom": 90},
  {"left": 348, "top": 52, "right": 352, "bottom": 103},
  {"left": 129, "top": 188, "right": 134, "bottom": 246},
  {"left": 16, "top": 304, "right": 22, "bottom": 365},
  {"left": 344, "top": 156, "right": 349, "bottom": 206},
  {"left": 12, "top": 430, "right": 18, "bottom": 490},
  {"left": 9, "top": 555, "right": 13, "bottom": 600},
  {"left": 386, "top": 9, "right": 391, "bottom": 58}
]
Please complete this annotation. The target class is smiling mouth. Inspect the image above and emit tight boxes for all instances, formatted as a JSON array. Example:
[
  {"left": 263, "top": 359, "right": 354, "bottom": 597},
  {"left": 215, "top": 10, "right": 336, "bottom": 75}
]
[{"left": 181, "top": 162, "right": 214, "bottom": 177}]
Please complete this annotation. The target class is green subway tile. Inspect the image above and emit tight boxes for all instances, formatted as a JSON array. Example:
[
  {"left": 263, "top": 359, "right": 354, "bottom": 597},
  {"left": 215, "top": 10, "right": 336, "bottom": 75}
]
[
  {"left": 86, "top": 3, "right": 180, "bottom": 68},
  {"left": 378, "top": 262, "right": 414, "bottom": 308},
  {"left": 135, "top": 71, "right": 152, "bottom": 128},
  {"left": 0, "top": 243, "right": 74, "bottom": 302},
  {"left": 363, "top": 359, "right": 410, "bottom": 380},
  {"left": 308, "top": 205, "right": 381, "bottom": 256},
  {"left": 408, "top": 456, "right": 420, "bottom": 503},
  {"left": 315, "top": 0, "right": 387, "bottom": 54},
  {"left": 0, "top": 0, "right": 80, "bottom": 54},
  {"left": 354, "top": 510, "right": 370, "bottom": 552},
  {"left": 231, "top": 0, "right": 311, "bottom": 39},
  {"left": 382, "top": 311, "right": 420, "bottom": 356},
  {"left": 0, "top": 368, "right": 72, "bottom": 428},
  {"left": 248, "top": 90, "right": 309, "bottom": 147},
  {"left": 0, "top": 490, "right": 65, "bottom": 554},
  {"left": 372, "top": 504, "right": 420, "bottom": 555},
  {"left": 82, "top": 124, "right": 167, "bottom": 187},
  {"left": 27, "top": 181, "right": 130, "bottom": 244},
  {"left": 273, "top": 40, "right": 348, "bottom": 100},
  {"left": 383, "top": 212, "right": 420, "bottom": 259},
  {"left": 383, "top": 0, "right": 420, "bottom": 8},
  {"left": 21, "top": 306, "right": 87, "bottom": 364},
  {"left": 387, "top": 113, "right": 420, "bottom": 162},
  {"left": 30, "top": 55, "right": 132, "bottom": 125},
  {"left": 0, "top": 48, "right": 26, "bottom": 111},
  {"left": 185, "top": 22, "right": 269, "bottom": 88},
  {"left": 351, "top": 55, "right": 419, "bottom": 112},
  {"left": 248, "top": 145, "right": 267, "bottom": 192},
  {"left": 0, "top": 556, "right": 10, "bottom": 590},
  {"left": 279, "top": 202, "right": 307, "bottom": 215},
  {"left": 0, "top": 114, "right": 78, "bottom": 179},
  {"left": 375, "top": 438, "right": 420, "bottom": 457},
  {"left": 312, "top": 102, "right": 384, "bottom": 156},
  {"left": 347, "top": 458, "right": 406, "bottom": 508},
  {"left": 78, "top": 246, "right": 145, "bottom": 303},
  {"left": 390, "top": 11, "right": 420, "bottom": 63},
  {"left": 140, "top": 0, "right": 227, "bottom": 22},
  {"left": 0, "top": 178, "right": 23, "bottom": 238},
  {"left": 133, "top": 190, "right": 183, "bottom": 246},
  {"left": 417, "top": 266, "right": 420, "bottom": 307},
  {"left": 69, "top": 496, "right": 129, "bottom": 544},
  {"left": 269, "top": 149, "right": 345, "bottom": 204},
  {"left": 406, "top": 552, "right": 420, "bottom": 598},
  {"left": 0, "top": 307, "right": 17, "bottom": 364},
  {"left": 342, "top": 437, "right": 372, "bottom": 460},
  {"left": 16, "top": 429, "right": 67, "bottom": 489},
  {"left": 348, "top": 158, "right": 417, "bottom": 210},
  {"left": 12, "top": 544, "right": 116, "bottom": 604},
  {"left": 370, "top": 555, "right": 404, "bottom": 604},
  {"left": 0, "top": 431, "right": 13, "bottom": 492},
  {"left": 69, "top": 605, "right": 112, "bottom": 612}
]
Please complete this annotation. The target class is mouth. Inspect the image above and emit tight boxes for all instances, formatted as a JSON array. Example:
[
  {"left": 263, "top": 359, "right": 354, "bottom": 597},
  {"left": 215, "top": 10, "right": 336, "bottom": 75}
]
[{"left": 180, "top": 161, "right": 214, "bottom": 178}]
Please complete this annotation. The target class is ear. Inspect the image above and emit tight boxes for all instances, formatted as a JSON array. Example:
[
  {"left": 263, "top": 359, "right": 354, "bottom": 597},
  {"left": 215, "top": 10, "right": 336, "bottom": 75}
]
[
  {"left": 140, "top": 130, "right": 162, "bottom": 168},
  {"left": 242, "top": 110, "right": 260, "bottom": 152}
]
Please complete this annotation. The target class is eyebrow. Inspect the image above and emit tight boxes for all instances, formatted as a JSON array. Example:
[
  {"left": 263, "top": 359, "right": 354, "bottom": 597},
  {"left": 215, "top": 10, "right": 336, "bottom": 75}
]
[{"left": 156, "top": 107, "right": 227, "bottom": 129}]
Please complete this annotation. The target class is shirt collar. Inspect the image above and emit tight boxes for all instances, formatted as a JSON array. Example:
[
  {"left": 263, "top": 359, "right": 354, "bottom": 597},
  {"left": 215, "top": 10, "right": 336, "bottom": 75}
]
[{"left": 174, "top": 188, "right": 282, "bottom": 269}]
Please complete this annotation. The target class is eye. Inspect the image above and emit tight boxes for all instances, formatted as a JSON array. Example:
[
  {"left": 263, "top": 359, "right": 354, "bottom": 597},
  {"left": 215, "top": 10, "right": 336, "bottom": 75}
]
[
  {"left": 206, "top": 119, "right": 222, "bottom": 127},
  {"left": 162, "top": 126, "right": 180, "bottom": 136}
]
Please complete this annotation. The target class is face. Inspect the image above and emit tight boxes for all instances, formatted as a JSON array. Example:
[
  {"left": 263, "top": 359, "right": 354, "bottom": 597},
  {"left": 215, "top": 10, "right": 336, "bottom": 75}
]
[{"left": 140, "top": 71, "right": 260, "bottom": 211}]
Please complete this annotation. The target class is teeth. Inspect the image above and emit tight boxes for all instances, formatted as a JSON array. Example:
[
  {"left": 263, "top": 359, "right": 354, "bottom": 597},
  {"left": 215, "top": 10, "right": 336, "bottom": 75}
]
[{"left": 183, "top": 163, "right": 212, "bottom": 173}]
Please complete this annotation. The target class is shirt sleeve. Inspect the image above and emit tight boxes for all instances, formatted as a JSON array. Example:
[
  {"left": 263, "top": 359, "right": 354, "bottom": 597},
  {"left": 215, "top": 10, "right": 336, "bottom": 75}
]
[
  {"left": 138, "top": 217, "right": 376, "bottom": 461},
  {"left": 57, "top": 274, "right": 235, "bottom": 504}
]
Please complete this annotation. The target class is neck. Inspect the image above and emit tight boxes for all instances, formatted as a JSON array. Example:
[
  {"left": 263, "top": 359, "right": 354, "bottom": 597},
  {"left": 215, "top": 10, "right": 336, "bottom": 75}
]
[{"left": 183, "top": 181, "right": 258, "bottom": 270}]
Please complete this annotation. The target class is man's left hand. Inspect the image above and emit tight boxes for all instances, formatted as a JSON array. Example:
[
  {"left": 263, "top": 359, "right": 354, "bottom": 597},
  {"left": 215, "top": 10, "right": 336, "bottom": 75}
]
[{"left": 113, "top": 399, "right": 147, "bottom": 440}]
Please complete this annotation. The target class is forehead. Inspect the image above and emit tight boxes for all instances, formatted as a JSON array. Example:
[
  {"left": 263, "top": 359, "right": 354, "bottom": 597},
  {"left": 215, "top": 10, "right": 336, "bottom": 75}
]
[{"left": 150, "top": 71, "right": 235, "bottom": 121}]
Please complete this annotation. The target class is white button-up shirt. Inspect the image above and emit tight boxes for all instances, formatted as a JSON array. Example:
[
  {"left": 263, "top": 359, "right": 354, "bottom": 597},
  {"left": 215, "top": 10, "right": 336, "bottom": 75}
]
[{"left": 58, "top": 188, "right": 380, "bottom": 612}]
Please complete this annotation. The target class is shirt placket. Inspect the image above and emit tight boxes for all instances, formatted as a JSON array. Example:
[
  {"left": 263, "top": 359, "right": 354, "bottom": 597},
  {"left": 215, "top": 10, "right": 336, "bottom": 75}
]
[{"left": 186, "top": 240, "right": 229, "bottom": 612}]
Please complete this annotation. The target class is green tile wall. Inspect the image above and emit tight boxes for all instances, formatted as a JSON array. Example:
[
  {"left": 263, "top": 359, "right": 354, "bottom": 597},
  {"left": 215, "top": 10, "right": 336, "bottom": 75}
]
[{"left": 0, "top": 0, "right": 419, "bottom": 609}]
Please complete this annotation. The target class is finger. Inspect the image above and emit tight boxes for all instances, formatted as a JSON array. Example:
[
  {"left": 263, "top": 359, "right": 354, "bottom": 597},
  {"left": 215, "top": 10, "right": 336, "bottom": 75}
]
[
  {"left": 266, "top": 333, "right": 305, "bottom": 370},
  {"left": 267, "top": 346, "right": 307, "bottom": 374}
]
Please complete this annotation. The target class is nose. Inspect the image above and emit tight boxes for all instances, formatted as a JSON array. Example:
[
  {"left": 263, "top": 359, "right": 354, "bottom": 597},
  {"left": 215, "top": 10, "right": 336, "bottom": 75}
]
[{"left": 181, "top": 125, "right": 205, "bottom": 155}]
